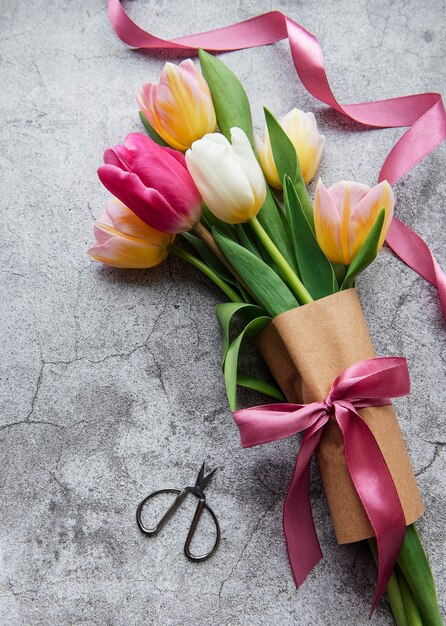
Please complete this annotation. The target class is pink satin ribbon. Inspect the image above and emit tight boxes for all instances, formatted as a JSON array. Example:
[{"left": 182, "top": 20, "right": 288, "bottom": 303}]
[
  {"left": 233, "top": 357, "right": 410, "bottom": 614},
  {"left": 107, "top": 1, "right": 446, "bottom": 319}
]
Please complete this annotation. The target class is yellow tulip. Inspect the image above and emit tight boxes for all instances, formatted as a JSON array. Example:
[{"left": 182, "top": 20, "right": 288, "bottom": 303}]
[
  {"left": 137, "top": 60, "right": 217, "bottom": 151},
  {"left": 255, "top": 108, "right": 325, "bottom": 188},
  {"left": 88, "top": 198, "right": 174, "bottom": 269},
  {"left": 314, "top": 179, "right": 394, "bottom": 265}
]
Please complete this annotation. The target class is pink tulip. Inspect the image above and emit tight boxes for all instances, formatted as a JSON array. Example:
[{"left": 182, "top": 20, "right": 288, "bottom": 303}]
[
  {"left": 97, "top": 133, "right": 202, "bottom": 234},
  {"left": 314, "top": 179, "right": 394, "bottom": 265},
  {"left": 88, "top": 198, "right": 174, "bottom": 269}
]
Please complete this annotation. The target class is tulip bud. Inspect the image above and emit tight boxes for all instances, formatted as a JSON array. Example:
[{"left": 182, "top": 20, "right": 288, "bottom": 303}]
[
  {"left": 314, "top": 179, "right": 394, "bottom": 265},
  {"left": 185, "top": 128, "right": 266, "bottom": 224},
  {"left": 255, "top": 108, "right": 325, "bottom": 188},
  {"left": 88, "top": 198, "right": 174, "bottom": 269},
  {"left": 98, "top": 133, "right": 202, "bottom": 234},
  {"left": 137, "top": 60, "right": 217, "bottom": 151}
]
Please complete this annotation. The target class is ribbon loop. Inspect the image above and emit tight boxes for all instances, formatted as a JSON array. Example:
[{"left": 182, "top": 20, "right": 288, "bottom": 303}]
[{"left": 233, "top": 356, "right": 409, "bottom": 613}]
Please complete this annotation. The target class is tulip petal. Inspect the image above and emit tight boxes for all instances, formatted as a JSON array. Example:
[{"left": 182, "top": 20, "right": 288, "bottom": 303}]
[
  {"left": 97, "top": 165, "right": 191, "bottom": 233},
  {"left": 314, "top": 179, "right": 345, "bottom": 264},
  {"left": 302, "top": 134, "right": 325, "bottom": 185},
  {"left": 255, "top": 131, "right": 281, "bottom": 189},
  {"left": 125, "top": 132, "right": 188, "bottom": 170},
  {"left": 230, "top": 127, "right": 266, "bottom": 210},
  {"left": 103, "top": 146, "right": 132, "bottom": 171},
  {"left": 88, "top": 233, "right": 169, "bottom": 269},
  {"left": 93, "top": 220, "right": 113, "bottom": 245},
  {"left": 327, "top": 181, "right": 370, "bottom": 216},
  {"left": 325, "top": 181, "right": 370, "bottom": 263},
  {"left": 104, "top": 197, "right": 170, "bottom": 241},
  {"left": 348, "top": 180, "right": 394, "bottom": 259}
]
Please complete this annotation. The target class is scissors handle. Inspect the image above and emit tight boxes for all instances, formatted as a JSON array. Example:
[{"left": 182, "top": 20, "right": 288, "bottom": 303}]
[
  {"left": 136, "top": 488, "right": 187, "bottom": 536},
  {"left": 184, "top": 499, "right": 221, "bottom": 562}
]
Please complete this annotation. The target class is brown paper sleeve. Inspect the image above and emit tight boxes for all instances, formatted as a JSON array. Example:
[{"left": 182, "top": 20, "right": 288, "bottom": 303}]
[{"left": 257, "top": 288, "right": 424, "bottom": 544}]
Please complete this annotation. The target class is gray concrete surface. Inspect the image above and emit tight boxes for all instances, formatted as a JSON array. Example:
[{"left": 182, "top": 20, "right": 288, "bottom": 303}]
[{"left": 0, "top": 1, "right": 445, "bottom": 624}]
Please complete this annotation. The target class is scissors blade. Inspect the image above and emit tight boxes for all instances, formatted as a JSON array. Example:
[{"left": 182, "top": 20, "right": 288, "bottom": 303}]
[
  {"left": 195, "top": 462, "right": 206, "bottom": 488},
  {"left": 194, "top": 462, "right": 217, "bottom": 491},
  {"left": 201, "top": 467, "right": 217, "bottom": 490}
]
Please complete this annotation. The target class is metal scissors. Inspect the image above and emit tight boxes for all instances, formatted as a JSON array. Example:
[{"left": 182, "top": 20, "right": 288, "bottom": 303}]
[{"left": 136, "top": 462, "right": 221, "bottom": 562}]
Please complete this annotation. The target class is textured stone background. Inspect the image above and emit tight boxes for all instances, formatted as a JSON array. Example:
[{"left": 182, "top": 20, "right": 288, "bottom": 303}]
[{"left": 0, "top": 1, "right": 445, "bottom": 624}]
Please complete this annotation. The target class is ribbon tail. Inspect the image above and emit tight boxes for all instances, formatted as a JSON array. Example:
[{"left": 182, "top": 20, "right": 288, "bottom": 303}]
[
  {"left": 335, "top": 404, "right": 406, "bottom": 616},
  {"left": 283, "top": 424, "right": 326, "bottom": 587}
]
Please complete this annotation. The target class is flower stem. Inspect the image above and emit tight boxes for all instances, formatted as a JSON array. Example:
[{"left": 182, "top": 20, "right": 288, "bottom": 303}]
[
  {"left": 168, "top": 244, "right": 243, "bottom": 303},
  {"left": 248, "top": 216, "right": 313, "bottom": 304},
  {"left": 193, "top": 221, "right": 231, "bottom": 269},
  {"left": 397, "top": 569, "right": 423, "bottom": 626},
  {"left": 397, "top": 524, "right": 442, "bottom": 626},
  {"left": 369, "top": 539, "right": 409, "bottom": 626}
]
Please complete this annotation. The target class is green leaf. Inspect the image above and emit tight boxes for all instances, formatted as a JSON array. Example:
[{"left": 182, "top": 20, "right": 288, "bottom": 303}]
[
  {"left": 139, "top": 111, "right": 169, "bottom": 147},
  {"left": 215, "top": 302, "right": 266, "bottom": 365},
  {"left": 234, "top": 224, "right": 264, "bottom": 261},
  {"left": 293, "top": 164, "right": 315, "bottom": 232},
  {"left": 264, "top": 107, "right": 298, "bottom": 185},
  {"left": 198, "top": 49, "right": 254, "bottom": 145},
  {"left": 181, "top": 232, "right": 237, "bottom": 286},
  {"left": 341, "top": 210, "right": 385, "bottom": 289},
  {"left": 224, "top": 316, "right": 271, "bottom": 411},
  {"left": 213, "top": 228, "right": 299, "bottom": 317},
  {"left": 333, "top": 263, "right": 346, "bottom": 287},
  {"left": 236, "top": 374, "right": 285, "bottom": 402},
  {"left": 283, "top": 176, "right": 338, "bottom": 299}
]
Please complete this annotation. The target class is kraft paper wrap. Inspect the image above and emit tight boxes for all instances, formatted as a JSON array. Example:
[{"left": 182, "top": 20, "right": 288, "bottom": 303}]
[{"left": 257, "top": 288, "right": 424, "bottom": 544}]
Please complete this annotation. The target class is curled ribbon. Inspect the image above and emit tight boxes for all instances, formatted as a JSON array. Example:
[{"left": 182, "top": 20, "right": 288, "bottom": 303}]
[
  {"left": 107, "top": 1, "right": 446, "bottom": 320},
  {"left": 233, "top": 357, "right": 410, "bottom": 614}
]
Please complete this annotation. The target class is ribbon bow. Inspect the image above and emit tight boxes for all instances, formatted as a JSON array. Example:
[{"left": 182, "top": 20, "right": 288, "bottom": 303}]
[{"left": 233, "top": 357, "right": 411, "bottom": 614}]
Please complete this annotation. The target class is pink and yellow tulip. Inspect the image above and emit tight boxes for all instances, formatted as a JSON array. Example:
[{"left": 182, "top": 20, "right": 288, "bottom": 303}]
[
  {"left": 88, "top": 198, "right": 174, "bottom": 269},
  {"left": 137, "top": 60, "right": 217, "bottom": 151},
  {"left": 255, "top": 108, "right": 325, "bottom": 188},
  {"left": 97, "top": 133, "right": 202, "bottom": 234},
  {"left": 314, "top": 179, "right": 394, "bottom": 265}
]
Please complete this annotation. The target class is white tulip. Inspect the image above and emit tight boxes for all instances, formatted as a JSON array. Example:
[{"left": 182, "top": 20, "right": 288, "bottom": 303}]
[{"left": 186, "top": 127, "right": 266, "bottom": 224}]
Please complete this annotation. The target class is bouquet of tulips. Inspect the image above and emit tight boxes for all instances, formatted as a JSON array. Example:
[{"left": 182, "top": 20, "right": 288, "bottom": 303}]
[{"left": 89, "top": 51, "right": 442, "bottom": 625}]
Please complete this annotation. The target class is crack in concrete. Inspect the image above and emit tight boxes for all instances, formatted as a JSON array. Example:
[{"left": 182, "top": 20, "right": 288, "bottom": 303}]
[
  {"left": 25, "top": 360, "right": 45, "bottom": 422},
  {"left": 1, "top": 305, "right": 180, "bottom": 434},
  {"left": 218, "top": 500, "right": 277, "bottom": 600},
  {"left": 415, "top": 443, "right": 443, "bottom": 477}
]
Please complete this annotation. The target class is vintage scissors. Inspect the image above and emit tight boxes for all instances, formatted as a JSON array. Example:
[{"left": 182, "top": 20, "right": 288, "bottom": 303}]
[{"left": 136, "top": 462, "right": 221, "bottom": 562}]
